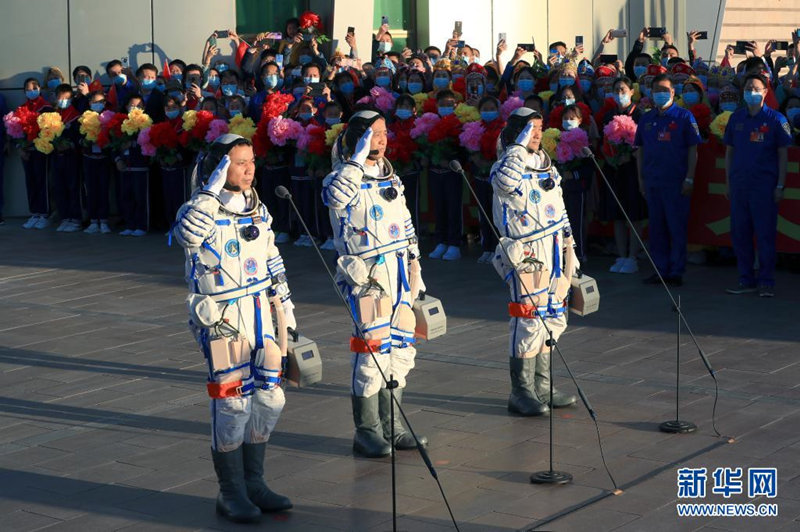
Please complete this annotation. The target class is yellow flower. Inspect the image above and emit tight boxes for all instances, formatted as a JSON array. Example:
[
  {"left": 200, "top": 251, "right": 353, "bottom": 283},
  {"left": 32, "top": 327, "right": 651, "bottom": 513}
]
[
  {"left": 632, "top": 83, "right": 641, "bottom": 103},
  {"left": 229, "top": 115, "right": 256, "bottom": 140},
  {"left": 79, "top": 111, "right": 101, "bottom": 142},
  {"left": 709, "top": 111, "right": 732, "bottom": 140},
  {"left": 34, "top": 137, "right": 54, "bottom": 154},
  {"left": 412, "top": 93, "right": 428, "bottom": 114},
  {"left": 38, "top": 112, "right": 64, "bottom": 132},
  {"left": 537, "top": 90, "right": 554, "bottom": 104},
  {"left": 182, "top": 110, "right": 198, "bottom": 131},
  {"left": 325, "top": 123, "right": 345, "bottom": 146},
  {"left": 541, "top": 128, "right": 561, "bottom": 158},
  {"left": 39, "top": 129, "right": 57, "bottom": 142},
  {"left": 454, "top": 103, "right": 480, "bottom": 123},
  {"left": 121, "top": 108, "right": 152, "bottom": 136}
]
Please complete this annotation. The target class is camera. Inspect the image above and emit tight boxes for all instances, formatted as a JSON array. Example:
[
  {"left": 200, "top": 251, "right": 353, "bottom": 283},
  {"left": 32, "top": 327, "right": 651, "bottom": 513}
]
[{"left": 241, "top": 225, "right": 260, "bottom": 241}]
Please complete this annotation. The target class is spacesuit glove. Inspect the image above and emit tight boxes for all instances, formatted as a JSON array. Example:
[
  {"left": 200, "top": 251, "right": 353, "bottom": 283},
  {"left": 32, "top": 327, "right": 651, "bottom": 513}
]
[
  {"left": 492, "top": 152, "right": 526, "bottom": 193},
  {"left": 337, "top": 255, "right": 370, "bottom": 288},
  {"left": 349, "top": 128, "right": 373, "bottom": 168},
  {"left": 202, "top": 155, "right": 231, "bottom": 198},
  {"left": 513, "top": 121, "right": 534, "bottom": 149},
  {"left": 175, "top": 200, "right": 216, "bottom": 247},
  {"left": 325, "top": 172, "right": 361, "bottom": 208}
]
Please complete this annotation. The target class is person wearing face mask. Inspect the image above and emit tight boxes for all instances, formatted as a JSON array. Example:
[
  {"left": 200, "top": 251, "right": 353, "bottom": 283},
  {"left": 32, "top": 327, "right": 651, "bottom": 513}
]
[
  {"left": 160, "top": 94, "right": 189, "bottom": 227},
  {"left": 173, "top": 135, "right": 295, "bottom": 522},
  {"left": 115, "top": 94, "right": 151, "bottom": 237},
  {"left": 204, "top": 67, "right": 222, "bottom": 98},
  {"left": 471, "top": 96, "right": 504, "bottom": 264},
  {"left": 780, "top": 95, "right": 800, "bottom": 142},
  {"left": 670, "top": 62, "right": 695, "bottom": 101},
  {"left": 220, "top": 70, "right": 244, "bottom": 105},
  {"left": 639, "top": 64, "right": 668, "bottom": 107},
  {"left": 373, "top": 67, "right": 395, "bottom": 92},
  {"left": 717, "top": 83, "right": 740, "bottom": 114},
  {"left": 490, "top": 108, "right": 579, "bottom": 416},
  {"left": 372, "top": 20, "right": 394, "bottom": 63},
  {"left": 71, "top": 65, "right": 93, "bottom": 113},
  {"left": 389, "top": 95, "right": 422, "bottom": 230},
  {"left": 314, "top": 101, "right": 343, "bottom": 250},
  {"left": 332, "top": 70, "right": 365, "bottom": 120},
  {"left": 634, "top": 74, "right": 702, "bottom": 287},
  {"left": 288, "top": 42, "right": 327, "bottom": 81},
  {"left": 576, "top": 60, "right": 595, "bottom": 97},
  {"left": 18, "top": 78, "right": 52, "bottom": 230},
  {"left": 50, "top": 84, "right": 83, "bottom": 233},
  {"left": 105, "top": 59, "right": 136, "bottom": 109},
  {"left": 624, "top": 28, "right": 655, "bottom": 83},
  {"left": 428, "top": 90, "right": 464, "bottom": 261},
  {"left": 291, "top": 97, "right": 321, "bottom": 247},
  {"left": 43, "top": 67, "right": 65, "bottom": 104},
  {"left": 183, "top": 64, "right": 206, "bottom": 111},
  {"left": 405, "top": 71, "right": 426, "bottom": 97},
  {"left": 514, "top": 68, "right": 537, "bottom": 98},
  {"left": 431, "top": 67, "right": 452, "bottom": 95},
  {"left": 723, "top": 74, "right": 792, "bottom": 298},
  {"left": 601, "top": 77, "right": 647, "bottom": 274},
  {"left": 82, "top": 90, "right": 113, "bottom": 234},
  {"left": 248, "top": 62, "right": 284, "bottom": 123},
  {"left": 137, "top": 63, "right": 165, "bottom": 122},
  {"left": 590, "top": 65, "right": 617, "bottom": 111},
  {"left": 168, "top": 59, "right": 186, "bottom": 84}
]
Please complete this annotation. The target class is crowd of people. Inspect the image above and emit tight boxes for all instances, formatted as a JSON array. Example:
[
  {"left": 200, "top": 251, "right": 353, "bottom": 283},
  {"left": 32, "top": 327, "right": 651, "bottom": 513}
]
[{"left": 1, "top": 15, "right": 796, "bottom": 292}]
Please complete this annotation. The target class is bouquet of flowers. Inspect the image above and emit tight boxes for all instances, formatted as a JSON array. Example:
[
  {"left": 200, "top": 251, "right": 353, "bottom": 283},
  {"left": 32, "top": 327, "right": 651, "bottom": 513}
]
[
  {"left": 228, "top": 114, "right": 256, "bottom": 140},
  {"left": 356, "top": 87, "right": 396, "bottom": 114},
  {"left": 252, "top": 116, "right": 304, "bottom": 166},
  {"left": 261, "top": 92, "right": 295, "bottom": 122},
  {"left": 78, "top": 110, "right": 103, "bottom": 148},
  {"left": 601, "top": 114, "right": 638, "bottom": 167},
  {"left": 541, "top": 128, "right": 561, "bottom": 159},
  {"left": 454, "top": 102, "right": 480, "bottom": 124},
  {"left": 459, "top": 118, "right": 503, "bottom": 175},
  {"left": 709, "top": 110, "right": 731, "bottom": 142},
  {"left": 96, "top": 111, "right": 131, "bottom": 151},
  {"left": 36, "top": 112, "right": 71, "bottom": 154},
  {"left": 420, "top": 114, "right": 463, "bottom": 167},
  {"left": 459, "top": 121, "right": 484, "bottom": 153},
  {"left": 412, "top": 93, "right": 428, "bottom": 114},
  {"left": 138, "top": 121, "right": 180, "bottom": 166},
  {"left": 298, "top": 10, "right": 329, "bottom": 43},
  {"left": 3, "top": 107, "right": 40, "bottom": 150},
  {"left": 121, "top": 108, "right": 152, "bottom": 137},
  {"left": 555, "top": 128, "right": 589, "bottom": 171},
  {"left": 325, "top": 122, "right": 345, "bottom": 147},
  {"left": 178, "top": 110, "right": 215, "bottom": 152},
  {"left": 388, "top": 118, "right": 418, "bottom": 175},
  {"left": 205, "top": 119, "right": 229, "bottom": 143},
  {"left": 500, "top": 96, "right": 524, "bottom": 121},
  {"left": 296, "top": 123, "right": 329, "bottom": 174}
]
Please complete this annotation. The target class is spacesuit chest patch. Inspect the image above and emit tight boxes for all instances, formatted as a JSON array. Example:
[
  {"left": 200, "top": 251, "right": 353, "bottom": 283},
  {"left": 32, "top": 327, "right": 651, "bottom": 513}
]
[
  {"left": 545, "top": 204, "right": 556, "bottom": 218},
  {"left": 225, "top": 239, "right": 240, "bottom": 257},
  {"left": 388, "top": 223, "right": 400, "bottom": 239},
  {"left": 369, "top": 205, "right": 384, "bottom": 221},
  {"left": 243, "top": 257, "right": 258, "bottom": 275},
  {"left": 529, "top": 189, "right": 541, "bottom": 204}
]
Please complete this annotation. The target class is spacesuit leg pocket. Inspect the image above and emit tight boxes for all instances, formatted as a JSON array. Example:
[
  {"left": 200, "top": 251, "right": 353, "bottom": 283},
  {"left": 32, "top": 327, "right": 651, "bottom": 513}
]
[
  {"left": 212, "top": 396, "right": 250, "bottom": 452},
  {"left": 246, "top": 386, "right": 285, "bottom": 444}
]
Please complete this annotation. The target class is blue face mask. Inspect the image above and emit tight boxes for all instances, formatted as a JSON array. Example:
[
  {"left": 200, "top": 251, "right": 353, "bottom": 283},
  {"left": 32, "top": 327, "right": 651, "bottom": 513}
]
[
  {"left": 26, "top": 89, "right": 40, "bottom": 100},
  {"left": 299, "top": 55, "right": 312, "bottom": 65},
  {"left": 408, "top": 81, "right": 423, "bottom": 94},
  {"left": 325, "top": 117, "right": 340, "bottom": 126},
  {"left": 114, "top": 73, "right": 127, "bottom": 85},
  {"left": 562, "top": 119, "right": 580, "bottom": 131},
  {"left": 399, "top": 80, "right": 407, "bottom": 91},
  {"left": 303, "top": 76, "right": 320, "bottom": 85},
  {"left": 652, "top": 91, "right": 672, "bottom": 108},
  {"left": 165, "top": 109, "right": 180, "bottom": 119},
  {"left": 518, "top": 79, "right": 535, "bottom": 92},
  {"left": 580, "top": 79, "right": 592, "bottom": 93},
  {"left": 661, "top": 57, "right": 670, "bottom": 67},
  {"left": 90, "top": 102, "right": 105, "bottom": 112},
  {"left": 473, "top": 85, "right": 484, "bottom": 96},
  {"left": 57, "top": 98, "right": 71, "bottom": 109},
  {"left": 634, "top": 65, "right": 647, "bottom": 79},
  {"left": 376, "top": 76, "right": 392, "bottom": 88},
  {"left": 674, "top": 83, "right": 684, "bottom": 95},
  {"left": 564, "top": 97, "right": 575, "bottom": 107},
  {"left": 172, "top": 73, "right": 183, "bottom": 82},
  {"left": 221, "top": 84, "right": 237, "bottom": 97},
  {"left": 207, "top": 76, "right": 220, "bottom": 89},
  {"left": 395, "top": 108, "right": 414, "bottom": 120},
  {"left": 339, "top": 81, "right": 354, "bottom": 94},
  {"left": 141, "top": 78, "right": 156, "bottom": 90},
  {"left": 264, "top": 75, "right": 280, "bottom": 89},
  {"left": 47, "top": 78, "right": 61, "bottom": 90},
  {"left": 438, "top": 106, "right": 454, "bottom": 117},
  {"left": 229, "top": 109, "right": 242, "bottom": 117},
  {"left": 433, "top": 77, "right": 450, "bottom": 89},
  {"left": 559, "top": 77, "right": 575, "bottom": 88},
  {"left": 743, "top": 91, "right": 763, "bottom": 106},
  {"left": 480, "top": 110, "right": 499, "bottom": 122},
  {"left": 216, "top": 64, "right": 229, "bottom": 73},
  {"left": 720, "top": 102, "right": 737, "bottom": 112},
  {"left": 786, "top": 107, "right": 800, "bottom": 125},
  {"left": 299, "top": 111, "right": 313, "bottom": 121},
  {"left": 614, "top": 93, "right": 631, "bottom": 107},
  {"left": 682, "top": 92, "right": 700, "bottom": 105}
]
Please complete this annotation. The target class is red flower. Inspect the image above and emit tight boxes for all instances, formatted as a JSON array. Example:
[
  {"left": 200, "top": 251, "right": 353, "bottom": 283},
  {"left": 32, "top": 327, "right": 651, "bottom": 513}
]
[
  {"left": 594, "top": 98, "right": 617, "bottom": 129},
  {"left": 428, "top": 114, "right": 462, "bottom": 143},
  {"left": 252, "top": 118, "right": 274, "bottom": 158},
  {"left": 387, "top": 128, "right": 417, "bottom": 163},
  {"left": 480, "top": 120, "right": 504, "bottom": 161},
  {"left": 452, "top": 77, "right": 466, "bottom": 99},
  {"left": 149, "top": 121, "right": 180, "bottom": 150},
  {"left": 422, "top": 97, "right": 438, "bottom": 115},
  {"left": 299, "top": 11, "right": 322, "bottom": 31},
  {"left": 262, "top": 92, "right": 295, "bottom": 121},
  {"left": 15, "top": 106, "right": 41, "bottom": 141}
]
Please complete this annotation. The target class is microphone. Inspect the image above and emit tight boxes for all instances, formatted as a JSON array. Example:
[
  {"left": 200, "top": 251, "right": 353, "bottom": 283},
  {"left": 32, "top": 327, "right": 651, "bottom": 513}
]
[
  {"left": 580, "top": 146, "right": 595, "bottom": 159},
  {"left": 275, "top": 185, "right": 292, "bottom": 199},
  {"left": 449, "top": 160, "right": 464, "bottom": 174}
]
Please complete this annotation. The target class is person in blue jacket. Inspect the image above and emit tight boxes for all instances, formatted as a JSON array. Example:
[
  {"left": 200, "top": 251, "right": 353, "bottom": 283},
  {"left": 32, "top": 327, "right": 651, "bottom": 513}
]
[
  {"left": 634, "top": 73, "right": 702, "bottom": 287},
  {"left": 723, "top": 73, "right": 792, "bottom": 298}
]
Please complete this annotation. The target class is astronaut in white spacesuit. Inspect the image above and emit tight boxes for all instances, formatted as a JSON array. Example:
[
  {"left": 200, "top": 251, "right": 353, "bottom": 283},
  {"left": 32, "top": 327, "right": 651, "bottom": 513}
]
[
  {"left": 322, "top": 109, "right": 429, "bottom": 458},
  {"left": 490, "top": 109, "right": 579, "bottom": 417},
  {"left": 173, "top": 134, "right": 293, "bottom": 523}
]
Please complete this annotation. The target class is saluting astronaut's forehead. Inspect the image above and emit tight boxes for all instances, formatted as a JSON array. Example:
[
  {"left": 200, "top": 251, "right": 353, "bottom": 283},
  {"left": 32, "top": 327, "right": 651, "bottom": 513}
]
[
  {"left": 351, "top": 110, "right": 380, "bottom": 121},
  {"left": 510, "top": 108, "right": 542, "bottom": 121}
]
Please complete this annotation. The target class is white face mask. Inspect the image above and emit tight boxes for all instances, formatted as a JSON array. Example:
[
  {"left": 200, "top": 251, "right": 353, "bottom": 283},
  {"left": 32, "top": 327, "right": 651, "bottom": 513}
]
[
  {"left": 562, "top": 118, "right": 580, "bottom": 131},
  {"left": 378, "top": 41, "right": 392, "bottom": 53}
]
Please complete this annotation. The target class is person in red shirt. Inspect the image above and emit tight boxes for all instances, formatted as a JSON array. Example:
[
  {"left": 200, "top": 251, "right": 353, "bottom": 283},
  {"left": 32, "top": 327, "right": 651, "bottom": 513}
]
[{"left": 19, "top": 78, "right": 52, "bottom": 229}]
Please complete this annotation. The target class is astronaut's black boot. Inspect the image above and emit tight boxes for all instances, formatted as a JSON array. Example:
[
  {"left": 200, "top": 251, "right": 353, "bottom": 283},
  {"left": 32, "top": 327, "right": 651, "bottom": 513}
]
[
  {"left": 242, "top": 443, "right": 293, "bottom": 512},
  {"left": 211, "top": 446, "right": 261, "bottom": 523},
  {"left": 508, "top": 357, "right": 550, "bottom": 416},
  {"left": 534, "top": 350, "right": 577, "bottom": 408},
  {"left": 352, "top": 394, "right": 391, "bottom": 457},
  {"left": 379, "top": 388, "right": 428, "bottom": 450}
]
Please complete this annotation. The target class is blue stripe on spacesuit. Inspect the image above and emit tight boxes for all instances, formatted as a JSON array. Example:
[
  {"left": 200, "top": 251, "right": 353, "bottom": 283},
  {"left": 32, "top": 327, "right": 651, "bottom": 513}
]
[
  {"left": 202, "top": 241, "right": 222, "bottom": 262},
  {"left": 552, "top": 234, "right": 561, "bottom": 279},
  {"left": 253, "top": 294, "right": 264, "bottom": 351}
]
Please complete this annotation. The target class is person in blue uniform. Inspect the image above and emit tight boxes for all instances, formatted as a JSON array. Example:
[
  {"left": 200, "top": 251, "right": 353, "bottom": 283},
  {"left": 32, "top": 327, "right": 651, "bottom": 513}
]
[
  {"left": 723, "top": 73, "right": 792, "bottom": 298},
  {"left": 634, "top": 73, "right": 701, "bottom": 286}
]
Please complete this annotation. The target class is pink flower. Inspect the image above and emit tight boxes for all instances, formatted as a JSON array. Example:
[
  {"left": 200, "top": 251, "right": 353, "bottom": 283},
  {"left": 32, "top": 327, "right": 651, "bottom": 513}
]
[
  {"left": 99, "top": 110, "right": 116, "bottom": 127},
  {"left": 556, "top": 128, "right": 589, "bottom": 163},
  {"left": 500, "top": 97, "right": 524, "bottom": 121},
  {"left": 296, "top": 124, "right": 313, "bottom": 151},
  {"left": 3, "top": 112, "right": 24, "bottom": 139},
  {"left": 137, "top": 127, "right": 156, "bottom": 156},
  {"left": 205, "top": 119, "right": 229, "bottom": 143},
  {"left": 603, "top": 115, "right": 637, "bottom": 146},
  {"left": 268, "top": 116, "right": 303, "bottom": 146},
  {"left": 410, "top": 112, "right": 440, "bottom": 139},
  {"left": 459, "top": 121, "right": 485, "bottom": 152}
]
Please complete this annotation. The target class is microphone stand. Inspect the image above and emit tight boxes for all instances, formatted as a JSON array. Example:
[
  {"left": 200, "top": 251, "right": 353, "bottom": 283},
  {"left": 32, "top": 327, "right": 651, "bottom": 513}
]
[
  {"left": 275, "top": 185, "right": 461, "bottom": 531},
  {"left": 450, "top": 160, "right": 621, "bottom": 492},
  {"left": 583, "top": 148, "right": 726, "bottom": 438}
]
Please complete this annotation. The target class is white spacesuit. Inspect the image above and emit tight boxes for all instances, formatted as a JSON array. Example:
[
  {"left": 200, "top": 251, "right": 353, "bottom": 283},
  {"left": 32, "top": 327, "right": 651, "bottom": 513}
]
[
  {"left": 490, "top": 109, "right": 579, "bottom": 416},
  {"left": 173, "top": 134, "right": 293, "bottom": 523},
  {"left": 321, "top": 110, "right": 428, "bottom": 457}
]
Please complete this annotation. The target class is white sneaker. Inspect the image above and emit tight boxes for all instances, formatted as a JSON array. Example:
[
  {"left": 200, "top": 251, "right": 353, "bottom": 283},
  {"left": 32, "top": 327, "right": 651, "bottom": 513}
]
[
  {"left": 120, "top": 229, "right": 134, "bottom": 236},
  {"left": 619, "top": 257, "right": 639, "bottom": 274},
  {"left": 34, "top": 216, "right": 50, "bottom": 230},
  {"left": 293, "top": 235, "right": 308, "bottom": 247},
  {"left": 477, "top": 251, "right": 493, "bottom": 264},
  {"left": 609, "top": 257, "right": 625, "bottom": 273},
  {"left": 56, "top": 220, "right": 70, "bottom": 232},
  {"left": 22, "top": 215, "right": 39, "bottom": 229},
  {"left": 99, "top": 222, "right": 111, "bottom": 234},
  {"left": 84, "top": 222, "right": 100, "bottom": 234},
  {"left": 320, "top": 238, "right": 336, "bottom": 250},
  {"left": 131, "top": 229, "right": 147, "bottom": 237},
  {"left": 62, "top": 220, "right": 81, "bottom": 233},
  {"left": 442, "top": 245, "right": 461, "bottom": 261},
  {"left": 274, "top": 232, "right": 290, "bottom": 244},
  {"left": 428, "top": 243, "right": 447, "bottom": 259}
]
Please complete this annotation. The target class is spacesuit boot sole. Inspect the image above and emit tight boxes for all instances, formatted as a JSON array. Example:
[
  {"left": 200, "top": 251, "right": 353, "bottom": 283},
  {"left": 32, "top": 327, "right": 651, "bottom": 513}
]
[
  {"left": 242, "top": 443, "right": 293, "bottom": 512},
  {"left": 507, "top": 394, "right": 550, "bottom": 416}
]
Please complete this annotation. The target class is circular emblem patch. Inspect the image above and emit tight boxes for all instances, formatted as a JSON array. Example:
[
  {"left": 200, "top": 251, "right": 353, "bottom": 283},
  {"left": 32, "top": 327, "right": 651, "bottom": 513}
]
[
  {"left": 224, "top": 239, "right": 240, "bottom": 257},
  {"left": 369, "top": 205, "right": 384, "bottom": 221},
  {"left": 388, "top": 223, "right": 400, "bottom": 239},
  {"left": 528, "top": 189, "right": 541, "bottom": 204},
  {"left": 545, "top": 204, "right": 556, "bottom": 218},
  {"left": 243, "top": 257, "right": 258, "bottom": 275}
]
